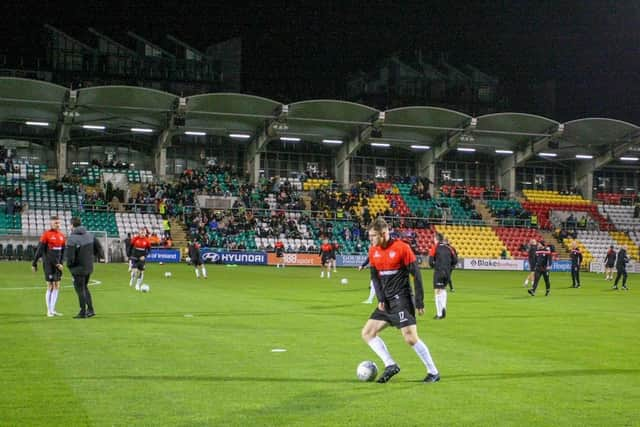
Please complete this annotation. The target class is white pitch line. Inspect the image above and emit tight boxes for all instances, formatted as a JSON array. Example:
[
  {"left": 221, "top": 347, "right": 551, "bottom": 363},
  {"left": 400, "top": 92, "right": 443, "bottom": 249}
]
[{"left": 0, "top": 279, "right": 102, "bottom": 291}]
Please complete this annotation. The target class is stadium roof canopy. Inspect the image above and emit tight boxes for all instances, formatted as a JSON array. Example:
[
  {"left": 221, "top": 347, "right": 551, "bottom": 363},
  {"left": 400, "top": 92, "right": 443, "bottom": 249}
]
[
  {"left": 185, "top": 93, "right": 280, "bottom": 136},
  {"left": 1, "top": 77, "right": 639, "bottom": 165},
  {"left": 0, "top": 78, "right": 67, "bottom": 138},
  {"left": 74, "top": 86, "right": 178, "bottom": 130},
  {"left": 376, "top": 107, "right": 472, "bottom": 148}
]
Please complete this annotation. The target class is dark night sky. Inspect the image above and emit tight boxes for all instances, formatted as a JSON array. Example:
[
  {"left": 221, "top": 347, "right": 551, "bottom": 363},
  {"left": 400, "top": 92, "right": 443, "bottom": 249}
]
[{"left": 4, "top": 0, "right": 640, "bottom": 122}]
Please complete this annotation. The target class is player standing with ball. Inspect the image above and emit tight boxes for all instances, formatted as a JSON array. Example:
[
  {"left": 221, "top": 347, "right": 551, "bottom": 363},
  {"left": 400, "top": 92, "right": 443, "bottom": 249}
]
[{"left": 360, "top": 217, "right": 440, "bottom": 383}]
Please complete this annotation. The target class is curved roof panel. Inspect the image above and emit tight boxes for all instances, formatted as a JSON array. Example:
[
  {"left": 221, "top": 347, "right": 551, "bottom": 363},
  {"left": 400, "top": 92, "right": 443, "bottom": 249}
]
[
  {"left": 379, "top": 107, "right": 471, "bottom": 145},
  {"left": 471, "top": 112, "right": 560, "bottom": 153},
  {"left": 76, "top": 86, "right": 177, "bottom": 128},
  {"left": 563, "top": 118, "right": 640, "bottom": 146},
  {"left": 283, "top": 100, "right": 378, "bottom": 141},
  {"left": 185, "top": 93, "right": 281, "bottom": 134},
  {"left": 0, "top": 77, "right": 67, "bottom": 123}
]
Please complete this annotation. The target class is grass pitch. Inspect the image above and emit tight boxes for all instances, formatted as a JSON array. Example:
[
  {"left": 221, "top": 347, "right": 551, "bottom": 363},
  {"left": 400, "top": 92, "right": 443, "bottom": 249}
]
[{"left": 0, "top": 262, "right": 638, "bottom": 426}]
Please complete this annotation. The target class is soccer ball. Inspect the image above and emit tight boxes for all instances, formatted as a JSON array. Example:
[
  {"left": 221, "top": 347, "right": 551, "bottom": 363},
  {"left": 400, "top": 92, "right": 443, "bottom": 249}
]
[
  {"left": 356, "top": 360, "right": 378, "bottom": 382},
  {"left": 164, "top": 272, "right": 172, "bottom": 278},
  {"left": 185, "top": 256, "right": 191, "bottom": 263},
  {"left": 341, "top": 278, "right": 349, "bottom": 285},
  {"left": 140, "top": 284, "right": 150, "bottom": 293}
]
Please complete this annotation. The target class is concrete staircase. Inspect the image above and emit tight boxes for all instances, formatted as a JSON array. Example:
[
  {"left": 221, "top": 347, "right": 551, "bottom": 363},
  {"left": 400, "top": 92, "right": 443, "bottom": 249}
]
[
  {"left": 539, "top": 230, "right": 570, "bottom": 260},
  {"left": 475, "top": 201, "right": 497, "bottom": 226},
  {"left": 169, "top": 218, "right": 189, "bottom": 250}
]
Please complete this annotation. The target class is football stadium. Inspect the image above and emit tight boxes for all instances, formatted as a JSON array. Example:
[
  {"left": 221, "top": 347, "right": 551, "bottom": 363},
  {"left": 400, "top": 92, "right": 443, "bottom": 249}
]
[{"left": 1, "top": 19, "right": 640, "bottom": 427}]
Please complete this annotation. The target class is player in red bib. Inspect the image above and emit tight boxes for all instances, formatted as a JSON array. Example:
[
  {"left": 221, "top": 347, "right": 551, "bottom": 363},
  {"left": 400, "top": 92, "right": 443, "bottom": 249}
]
[
  {"left": 32, "top": 216, "right": 66, "bottom": 317},
  {"left": 129, "top": 228, "right": 151, "bottom": 291},
  {"left": 361, "top": 217, "right": 440, "bottom": 383},
  {"left": 319, "top": 238, "right": 334, "bottom": 278},
  {"left": 275, "top": 240, "right": 285, "bottom": 268}
]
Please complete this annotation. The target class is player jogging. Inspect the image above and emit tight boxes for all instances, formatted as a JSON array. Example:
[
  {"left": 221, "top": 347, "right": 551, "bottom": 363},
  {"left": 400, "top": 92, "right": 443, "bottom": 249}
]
[
  {"left": 604, "top": 246, "right": 616, "bottom": 280},
  {"left": 319, "top": 238, "right": 334, "bottom": 278},
  {"left": 275, "top": 240, "right": 285, "bottom": 268},
  {"left": 429, "top": 233, "right": 457, "bottom": 319},
  {"left": 527, "top": 241, "right": 552, "bottom": 297},
  {"left": 612, "top": 245, "right": 630, "bottom": 290},
  {"left": 570, "top": 241, "right": 583, "bottom": 288},
  {"left": 188, "top": 240, "right": 207, "bottom": 279},
  {"left": 129, "top": 228, "right": 151, "bottom": 291},
  {"left": 361, "top": 217, "right": 440, "bottom": 384},
  {"left": 32, "top": 215, "right": 66, "bottom": 317},
  {"left": 523, "top": 239, "right": 537, "bottom": 287}
]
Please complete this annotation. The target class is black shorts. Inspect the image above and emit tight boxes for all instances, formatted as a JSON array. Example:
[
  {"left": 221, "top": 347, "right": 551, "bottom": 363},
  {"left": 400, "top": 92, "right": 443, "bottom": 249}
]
[
  {"left": 131, "top": 259, "right": 146, "bottom": 271},
  {"left": 606, "top": 263, "right": 615, "bottom": 268},
  {"left": 276, "top": 251, "right": 284, "bottom": 258},
  {"left": 433, "top": 270, "right": 450, "bottom": 289},
  {"left": 193, "top": 258, "right": 203, "bottom": 266},
  {"left": 44, "top": 262, "right": 62, "bottom": 283},
  {"left": 369, "top": 295, "right": 416, "bottom": 329},
  {"left": 321, "top": 256, "right": 331, "bottom": 265},
  {"left": 529, "top": 262, "right": 536, "bottom": 272}
]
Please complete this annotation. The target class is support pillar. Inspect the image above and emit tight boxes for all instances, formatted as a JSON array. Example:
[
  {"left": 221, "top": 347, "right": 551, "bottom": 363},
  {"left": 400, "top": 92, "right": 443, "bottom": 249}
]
[
  {"left": 418, "top": 151, "right": 436, "bottom": 197},
  {"left": 56, "top": 141, "right": 67, "bottom": 178},
  {"left": 55, "top": 122, "right": 71, "bottom": 179},
  {"left": 497, "top": 155, "right": 517, "bottom": 197},
  {"left": 247, "top": 152, "right": 261, "bottom": 185},
  {"left": 154, "top": 130, "right": 172, "bottom": 179},
  {"left": 335, "top": 157, "right": 349, "bottom": 190},
  {"left": 575, "top": 161, "right": 594, "bottom": 201}
]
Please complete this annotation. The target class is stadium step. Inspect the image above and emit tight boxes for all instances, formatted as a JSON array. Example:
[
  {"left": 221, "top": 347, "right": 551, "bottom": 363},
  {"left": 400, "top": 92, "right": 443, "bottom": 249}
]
[
  {"left": 476, "top": 202, "right": 497, "bottom": 226},
  {"left": 169, "top": 218, "right": 189, "bottom": 248}
]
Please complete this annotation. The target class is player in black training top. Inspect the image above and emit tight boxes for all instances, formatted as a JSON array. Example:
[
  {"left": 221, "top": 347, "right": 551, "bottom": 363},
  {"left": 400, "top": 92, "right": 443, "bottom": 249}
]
[
  {"left": 527, "top": 241, "right": 553, "bottom": 297},
  {"left": 569, "top": 241, "right": 583, "bottom": 288},
  {"left": 429, "top": 233, "right": 458, "bottom": 319},
  {"left": 612, "top": 245, "right": 630, "bottom": 290}
]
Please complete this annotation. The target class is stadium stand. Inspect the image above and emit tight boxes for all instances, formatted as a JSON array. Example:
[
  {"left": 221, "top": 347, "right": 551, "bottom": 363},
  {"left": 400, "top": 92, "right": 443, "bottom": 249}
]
[
  {"left": 522, "top": 190, "right": 612, "bottom": 231},
  {"left": 436, "top": 225, "right": 505, "bottom": 258},
  {"left": 494, "top": 227, "right": 546, "bottom": 259},
  {"left": 597, "top": 205, "right": 640, "bottom": 231},
  {"left": 595, "top": 192, "right": 637, "bottom": 205}
]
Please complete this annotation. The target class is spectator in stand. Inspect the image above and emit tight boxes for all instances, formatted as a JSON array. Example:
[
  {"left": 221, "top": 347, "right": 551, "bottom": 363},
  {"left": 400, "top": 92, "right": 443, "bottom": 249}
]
[
  {"left": 149, "top": 232, "right": 161, "bottom": 247},
  {"left": 577, "top": 216, "right": 587, "bottom": 229}
]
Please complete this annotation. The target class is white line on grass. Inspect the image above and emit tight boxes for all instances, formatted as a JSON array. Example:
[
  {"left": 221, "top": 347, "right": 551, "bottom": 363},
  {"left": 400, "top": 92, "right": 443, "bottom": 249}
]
[{"left": 0, "top": 279, "right": 102, "bottom": 291}]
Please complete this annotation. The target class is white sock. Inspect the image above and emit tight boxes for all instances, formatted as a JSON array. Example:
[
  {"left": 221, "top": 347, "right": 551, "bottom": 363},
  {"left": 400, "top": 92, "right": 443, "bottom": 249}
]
[
  {"left": 368, "top": 282, "right": 376, "bottom": 301},
  {"left": 327, "top": 272, "right": 331, "bottom": 278},
  {"left": 51, "top": 288, "right": 59, "bottom": 312},
  {"left": 524, "top": 279, "right": 529, "bottom": 285},
  {"left": 201, "top": 266, "right": 207, "bottom": 278},
  {"left": 45, "top": 289, "right": 52, "bottom": 313},
  {"left": 368, "top": 337, "right": 396, "bottom": 367},
  {"left": 137, "top": 272, "right": 144, "bottom": 287},
  {"left": 321, "top": 272, "right": 324, "bottom": 278},
  {"left": 441, "top": 290, "right": 447, "bottom": 311},
  {"left": 413, "top": 339, "right": 438, "bottom": 374},
  {"left": 435, "top": 293, "right": 442, "bottom": 317},
  {"left": 130, "top": 271, "right": 136, "bottom": 286},
  {"left": 195, "top": 268, "right": 200, "bottom": 278}
]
